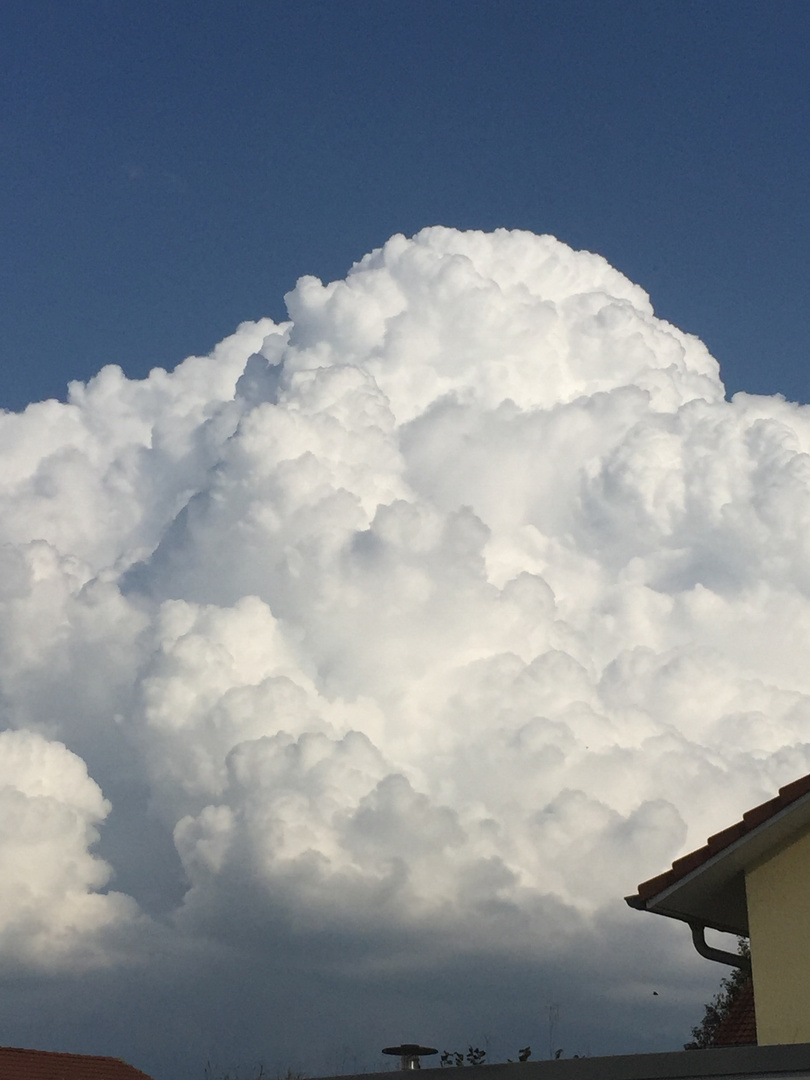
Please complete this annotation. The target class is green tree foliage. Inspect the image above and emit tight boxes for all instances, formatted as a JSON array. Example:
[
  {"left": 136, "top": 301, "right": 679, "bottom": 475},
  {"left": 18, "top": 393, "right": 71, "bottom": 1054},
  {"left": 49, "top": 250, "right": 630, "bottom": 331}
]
[
  {"left": 685, "top": 939, "right": 751, "bottom": 1049},
  {"left": 440, "top": 1047, "right": 487, "bottom": 1067},
  {"left": 440, "top": 1046, "right": 532, "bottom": 1066}
]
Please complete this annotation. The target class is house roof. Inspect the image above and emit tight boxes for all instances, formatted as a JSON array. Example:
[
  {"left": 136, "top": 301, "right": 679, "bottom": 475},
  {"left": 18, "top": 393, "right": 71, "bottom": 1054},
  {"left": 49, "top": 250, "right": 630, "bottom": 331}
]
[
  {"left": 0, "top": 1045, "right": 154, "bottom": 1080},
  {"left": 711, "top": 978, "right": 757, "bottom": 1048},
  {"left": 625, "top": 772, "right": 810, "bottom": 935}
]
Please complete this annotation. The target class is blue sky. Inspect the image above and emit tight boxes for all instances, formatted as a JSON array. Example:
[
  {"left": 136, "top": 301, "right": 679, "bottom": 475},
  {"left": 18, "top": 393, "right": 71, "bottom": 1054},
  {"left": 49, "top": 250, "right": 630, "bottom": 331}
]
[
  {"left": 2, "top": 1, "right": 809, "bottom": 412},
  {"left": 5, "top": 7, "right": 810, "bottom": 1079}
]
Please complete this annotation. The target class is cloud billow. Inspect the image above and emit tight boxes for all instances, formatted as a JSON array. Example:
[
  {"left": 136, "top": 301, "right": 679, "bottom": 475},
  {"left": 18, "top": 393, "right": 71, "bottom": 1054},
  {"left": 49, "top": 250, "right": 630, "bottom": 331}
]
[{"left": 1, "top": 227, "right": 808, "bottom": 1077}]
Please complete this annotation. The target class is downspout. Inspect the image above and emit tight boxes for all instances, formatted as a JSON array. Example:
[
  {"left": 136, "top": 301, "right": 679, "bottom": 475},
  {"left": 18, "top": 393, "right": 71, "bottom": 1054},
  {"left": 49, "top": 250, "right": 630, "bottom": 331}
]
[{"left": 689, "top": 922, "right": 751, "bottom": 972}]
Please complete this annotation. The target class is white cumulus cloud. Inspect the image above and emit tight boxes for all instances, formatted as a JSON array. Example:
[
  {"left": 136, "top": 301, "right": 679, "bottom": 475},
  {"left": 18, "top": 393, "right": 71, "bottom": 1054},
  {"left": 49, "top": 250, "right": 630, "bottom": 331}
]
[
  {"left": 0, "top": 227, "right": 808, "bottom": 1077},
  {"left": 0, "top": 729, "right": 139, "bottom": 968}
]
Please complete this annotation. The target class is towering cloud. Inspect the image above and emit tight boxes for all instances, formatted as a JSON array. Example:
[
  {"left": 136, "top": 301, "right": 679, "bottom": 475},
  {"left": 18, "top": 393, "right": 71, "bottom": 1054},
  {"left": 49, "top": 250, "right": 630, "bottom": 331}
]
[{"left": 1, "top": 228, "right": 809, "bottom": 1078}]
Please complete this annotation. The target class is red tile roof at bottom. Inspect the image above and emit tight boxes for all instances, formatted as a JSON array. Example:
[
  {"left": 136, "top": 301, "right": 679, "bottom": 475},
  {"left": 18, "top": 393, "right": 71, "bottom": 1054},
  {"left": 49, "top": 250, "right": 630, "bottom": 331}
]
[
  {"left": 713, "top": 979, "right": 757, "bottom": 1047},
  {"left": 0, "top": 1045, "right": 155, "bottom": 1080}
]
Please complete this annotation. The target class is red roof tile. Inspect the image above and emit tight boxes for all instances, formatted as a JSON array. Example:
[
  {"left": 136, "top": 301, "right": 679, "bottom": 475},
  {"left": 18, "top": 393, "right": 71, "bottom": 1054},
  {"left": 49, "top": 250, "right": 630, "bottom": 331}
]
[
  {"left": 632, "top": 772, "right": 810, "bottom": 904},
  {"left": 0, "top": 1046, "right": 154, "bottom": 1080},
  {"left": 713, "top": 978, "right": 757, "bottom": 1047}
]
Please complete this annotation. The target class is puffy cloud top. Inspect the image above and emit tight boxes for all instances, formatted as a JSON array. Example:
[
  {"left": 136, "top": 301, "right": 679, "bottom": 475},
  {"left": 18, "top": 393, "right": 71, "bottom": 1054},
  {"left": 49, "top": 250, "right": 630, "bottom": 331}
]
[{"left": 1, "top": 228, "right": 808, "bottom": 1075}]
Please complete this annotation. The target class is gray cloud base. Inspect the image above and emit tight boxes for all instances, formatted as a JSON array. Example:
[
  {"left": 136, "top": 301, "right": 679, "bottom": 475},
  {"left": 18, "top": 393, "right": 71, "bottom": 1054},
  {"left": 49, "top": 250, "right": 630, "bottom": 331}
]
[{"left": 0, "top": 228, "right": 807, "bottom": 1078}]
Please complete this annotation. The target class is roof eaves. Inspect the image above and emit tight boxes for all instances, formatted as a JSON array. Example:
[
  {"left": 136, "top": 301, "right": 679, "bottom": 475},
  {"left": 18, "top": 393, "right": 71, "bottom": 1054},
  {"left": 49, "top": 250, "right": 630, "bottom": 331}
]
[{"left": 626, "top": 774, "right": 810, "bottom": 924}]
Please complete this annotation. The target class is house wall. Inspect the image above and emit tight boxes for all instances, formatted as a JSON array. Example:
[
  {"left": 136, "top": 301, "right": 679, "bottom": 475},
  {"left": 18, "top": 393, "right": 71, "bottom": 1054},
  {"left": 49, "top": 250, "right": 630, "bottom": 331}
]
[{"left": 746, "top": 826, "right": 810, "bottom": 1044}]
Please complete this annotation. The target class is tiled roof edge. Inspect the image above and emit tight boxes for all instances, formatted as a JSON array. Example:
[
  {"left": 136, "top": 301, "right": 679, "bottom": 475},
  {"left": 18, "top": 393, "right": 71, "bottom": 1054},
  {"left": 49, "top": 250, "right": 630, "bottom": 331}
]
[
  {"left": 0, "top": 1045, "right": 154, "bottom": 1079},
  {"left": 629, "top": 772, "right": 810, "bottom": 906}
]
